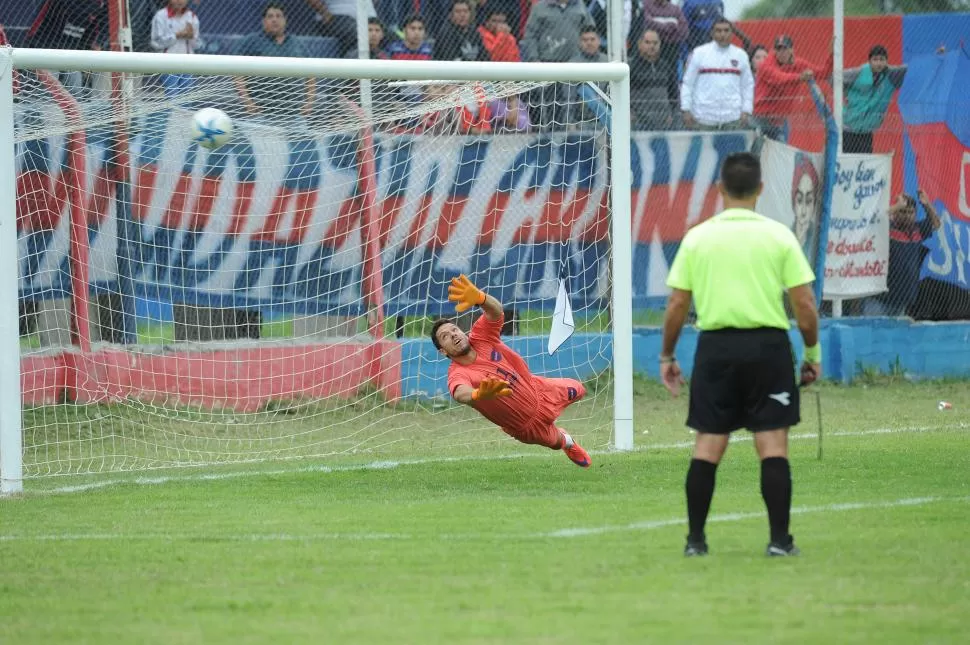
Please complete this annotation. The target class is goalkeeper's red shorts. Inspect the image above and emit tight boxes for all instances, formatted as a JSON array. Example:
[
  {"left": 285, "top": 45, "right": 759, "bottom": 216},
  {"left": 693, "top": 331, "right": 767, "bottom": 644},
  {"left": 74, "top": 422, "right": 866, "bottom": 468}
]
[{"left": 502, "top": 377, "right": 586, "bottom": 448}]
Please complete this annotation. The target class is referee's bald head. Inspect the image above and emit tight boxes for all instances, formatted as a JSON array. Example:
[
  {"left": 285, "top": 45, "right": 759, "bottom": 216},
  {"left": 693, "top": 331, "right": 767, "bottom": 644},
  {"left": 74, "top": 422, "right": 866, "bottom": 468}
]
[{"left": 720, "top": 152, "right": 763, "bottom": 200}]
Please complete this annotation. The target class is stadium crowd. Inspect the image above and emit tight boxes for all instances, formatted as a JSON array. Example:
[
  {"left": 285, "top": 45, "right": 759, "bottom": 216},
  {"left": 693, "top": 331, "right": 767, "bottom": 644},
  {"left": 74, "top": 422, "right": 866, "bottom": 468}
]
[{"left": 4, "top": 0, "right": 907, "bottom": 146}]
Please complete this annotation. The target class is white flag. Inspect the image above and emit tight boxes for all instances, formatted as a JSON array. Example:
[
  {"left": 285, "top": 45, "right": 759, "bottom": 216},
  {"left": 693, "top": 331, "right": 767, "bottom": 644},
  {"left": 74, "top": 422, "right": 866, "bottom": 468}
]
[{"left": 548, "top": 278, "right": 575, "bottom": 355}]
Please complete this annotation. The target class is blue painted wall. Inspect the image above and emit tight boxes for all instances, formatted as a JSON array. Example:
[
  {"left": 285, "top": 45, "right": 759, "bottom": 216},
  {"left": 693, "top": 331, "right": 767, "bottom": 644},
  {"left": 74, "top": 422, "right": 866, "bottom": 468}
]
[{"left": 401, "top": 320, "right": 970, "bottom": 398}]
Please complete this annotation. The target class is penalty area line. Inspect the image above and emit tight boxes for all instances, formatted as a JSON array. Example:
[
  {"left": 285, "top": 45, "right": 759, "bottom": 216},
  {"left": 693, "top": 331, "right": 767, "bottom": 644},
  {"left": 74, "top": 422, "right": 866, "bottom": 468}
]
[
  {"left": 541, "top": 495, "right": 970, "bottom": 538},
  {"left": 24, "top": 421, "right": 970, "bottom": 497},
  {"left": 1, "top": 495, "right": 967, "bottom": 544}
]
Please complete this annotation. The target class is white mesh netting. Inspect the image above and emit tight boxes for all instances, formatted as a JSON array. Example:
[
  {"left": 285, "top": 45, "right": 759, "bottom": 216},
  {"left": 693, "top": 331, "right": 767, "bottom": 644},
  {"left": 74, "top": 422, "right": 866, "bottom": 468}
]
[{"left": 14, "top": 64, "right": 618, "bottom": 476}]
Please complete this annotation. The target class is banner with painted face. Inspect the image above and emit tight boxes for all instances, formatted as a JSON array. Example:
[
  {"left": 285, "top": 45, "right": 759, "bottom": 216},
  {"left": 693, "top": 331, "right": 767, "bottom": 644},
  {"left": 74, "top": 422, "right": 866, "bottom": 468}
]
[{"left": 756, "top": 139, "right": 824, "bottom": 270}]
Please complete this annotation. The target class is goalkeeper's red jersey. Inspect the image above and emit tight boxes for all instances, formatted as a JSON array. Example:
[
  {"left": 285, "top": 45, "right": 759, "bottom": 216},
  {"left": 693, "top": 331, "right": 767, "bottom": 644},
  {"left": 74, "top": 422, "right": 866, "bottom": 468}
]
[{"left": 448, "top": 314, "right": 558, "bottom": 432}]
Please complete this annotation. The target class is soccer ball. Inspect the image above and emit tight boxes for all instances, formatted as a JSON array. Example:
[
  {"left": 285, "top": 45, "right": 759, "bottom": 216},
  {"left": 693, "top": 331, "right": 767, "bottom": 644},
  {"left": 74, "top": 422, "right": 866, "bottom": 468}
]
[{"left": 190, "top": 107, "right": 233, "bottom": 150}]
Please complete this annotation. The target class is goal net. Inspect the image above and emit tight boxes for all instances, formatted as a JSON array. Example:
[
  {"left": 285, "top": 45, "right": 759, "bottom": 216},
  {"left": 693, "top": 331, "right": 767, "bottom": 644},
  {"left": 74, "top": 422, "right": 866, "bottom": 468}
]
[{"left": 5, "top": 50, "right": 631, "bottom": 485}]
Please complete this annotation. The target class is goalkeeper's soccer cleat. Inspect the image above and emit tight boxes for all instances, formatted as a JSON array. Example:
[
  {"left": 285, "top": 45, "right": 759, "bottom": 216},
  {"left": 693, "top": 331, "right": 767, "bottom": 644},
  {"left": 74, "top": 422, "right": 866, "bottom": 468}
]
[
  {"left": 766, "top": 537, "right": 800, "bottom": 557},
  {"left": 563, "top": 441, "right": 591, "bottom": 468}
]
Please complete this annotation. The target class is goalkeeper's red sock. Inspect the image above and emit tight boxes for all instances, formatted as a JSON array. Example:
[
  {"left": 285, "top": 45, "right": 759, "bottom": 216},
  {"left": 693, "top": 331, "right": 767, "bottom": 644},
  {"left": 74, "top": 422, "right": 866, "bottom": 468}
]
[{"left": 558, "top": 429, "right": 575, "bottom": 449}]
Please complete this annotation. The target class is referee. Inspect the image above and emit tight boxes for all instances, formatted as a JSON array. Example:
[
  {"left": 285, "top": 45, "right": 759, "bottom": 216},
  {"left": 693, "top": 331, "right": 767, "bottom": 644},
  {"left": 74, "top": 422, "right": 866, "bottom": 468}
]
[{"left": 660, "top": 152, "right": 821, "bottom": 557}]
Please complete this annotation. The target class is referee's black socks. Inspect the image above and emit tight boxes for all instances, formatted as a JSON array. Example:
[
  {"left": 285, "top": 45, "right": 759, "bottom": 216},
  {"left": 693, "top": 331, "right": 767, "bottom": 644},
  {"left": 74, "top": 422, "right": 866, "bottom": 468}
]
[
  {"left": 685, "top": 458, "right": 718, "bottom": 543},
  {"left": 760, "top": 457, "right": 793, "bottom": 544}
]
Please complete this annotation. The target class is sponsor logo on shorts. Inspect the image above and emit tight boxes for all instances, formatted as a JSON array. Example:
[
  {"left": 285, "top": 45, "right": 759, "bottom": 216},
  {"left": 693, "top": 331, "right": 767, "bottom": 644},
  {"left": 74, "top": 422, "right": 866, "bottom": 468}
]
[
  {"left": 768, "top": 392, "right": 791, "bottom": 406},
  {"left": 567, "top": 387, "right": 578, "bottom": 401}
]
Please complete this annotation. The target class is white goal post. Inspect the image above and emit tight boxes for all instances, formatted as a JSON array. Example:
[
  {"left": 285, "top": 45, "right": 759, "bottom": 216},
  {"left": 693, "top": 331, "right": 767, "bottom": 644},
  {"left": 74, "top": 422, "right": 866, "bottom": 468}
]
[{"left": 0, "top": 48, "right": 633, "bottom": 494}]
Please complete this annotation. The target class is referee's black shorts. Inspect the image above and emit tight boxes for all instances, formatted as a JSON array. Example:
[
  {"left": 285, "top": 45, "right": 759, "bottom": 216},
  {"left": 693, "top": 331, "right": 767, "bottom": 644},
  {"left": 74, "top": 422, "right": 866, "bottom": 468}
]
[{"left": 687, "top": 328, "right": 800, "bottom": 434}]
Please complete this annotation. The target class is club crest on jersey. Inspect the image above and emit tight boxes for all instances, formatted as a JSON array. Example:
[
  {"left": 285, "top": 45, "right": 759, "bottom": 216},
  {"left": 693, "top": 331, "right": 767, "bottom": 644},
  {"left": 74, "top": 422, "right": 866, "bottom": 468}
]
[
  {"left": 731, "top": 59, "right": 739, "bottom": 67},
  {"left": 490, "top": 349, "right": 502, "bottom": 362}
]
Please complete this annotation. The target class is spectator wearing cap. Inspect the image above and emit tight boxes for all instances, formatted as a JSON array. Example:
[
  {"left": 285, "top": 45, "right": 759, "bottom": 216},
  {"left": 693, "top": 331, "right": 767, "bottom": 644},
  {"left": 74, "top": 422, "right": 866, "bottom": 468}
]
[
  {"left": 641, "top": 0, "right": 687, "bottom": 65},
  {"left": 680, "top": 17, "right": 753, "bottom": 130},
  {"left": 753, "top": 35, "right": 833, "bottom": 142},
  {"left": 842, "top": 45, "right": 908, "bottom": 154}
]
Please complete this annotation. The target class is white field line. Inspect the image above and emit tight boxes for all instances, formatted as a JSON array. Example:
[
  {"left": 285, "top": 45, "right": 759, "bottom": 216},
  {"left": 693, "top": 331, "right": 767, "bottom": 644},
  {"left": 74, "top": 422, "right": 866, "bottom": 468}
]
[
  {"left": 1, "top": 495, "right": 966, "bottom": 544},
  {"left": 20, "top": 421, "right": 970, "bottom": 497},
  {"left": 543, "top": 496, "right": 970, "bottom": 538}
]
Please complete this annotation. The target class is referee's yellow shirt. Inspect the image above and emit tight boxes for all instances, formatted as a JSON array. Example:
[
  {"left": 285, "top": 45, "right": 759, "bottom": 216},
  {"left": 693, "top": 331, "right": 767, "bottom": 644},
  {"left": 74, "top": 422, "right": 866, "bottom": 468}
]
[{"left": 666, "top": 208, "right": 816, "bottom": 331}]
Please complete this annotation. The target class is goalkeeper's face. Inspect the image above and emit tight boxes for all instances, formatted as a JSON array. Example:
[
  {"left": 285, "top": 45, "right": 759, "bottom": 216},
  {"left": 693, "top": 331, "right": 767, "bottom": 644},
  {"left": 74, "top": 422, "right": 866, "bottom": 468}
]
[{"left": 435, "top": 323, "right": 472, "bottom": 358}]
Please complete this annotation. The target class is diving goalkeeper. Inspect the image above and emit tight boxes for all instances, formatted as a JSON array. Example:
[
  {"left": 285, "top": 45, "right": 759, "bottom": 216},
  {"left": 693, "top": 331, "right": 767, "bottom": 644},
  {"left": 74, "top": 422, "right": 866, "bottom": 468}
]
[{"left": 432, "top": 275, "right": 592, "bottom": 467}]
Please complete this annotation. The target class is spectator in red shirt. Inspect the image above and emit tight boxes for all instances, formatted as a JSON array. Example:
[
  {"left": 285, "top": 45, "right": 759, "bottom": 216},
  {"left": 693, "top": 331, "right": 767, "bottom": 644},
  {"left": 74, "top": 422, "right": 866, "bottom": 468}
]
[
  {"left": 753, "top": 35, "right": 832, "bottom": 142},
  {"left": 478, "top": 9, "right": 521, "bottom": 62}
]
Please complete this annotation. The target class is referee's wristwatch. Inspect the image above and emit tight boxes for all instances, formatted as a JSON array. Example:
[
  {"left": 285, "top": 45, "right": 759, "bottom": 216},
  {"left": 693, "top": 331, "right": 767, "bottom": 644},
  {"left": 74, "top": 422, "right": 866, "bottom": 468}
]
[{"left": 659, "top": 355, "right": 677, "bottom": 364}]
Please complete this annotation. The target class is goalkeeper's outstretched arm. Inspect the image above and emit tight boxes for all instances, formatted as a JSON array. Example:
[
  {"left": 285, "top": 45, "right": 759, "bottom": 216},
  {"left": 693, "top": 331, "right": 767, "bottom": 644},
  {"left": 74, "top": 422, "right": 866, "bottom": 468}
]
[{"left": 480, "top": 292, "right": 503, "bottom": 322}]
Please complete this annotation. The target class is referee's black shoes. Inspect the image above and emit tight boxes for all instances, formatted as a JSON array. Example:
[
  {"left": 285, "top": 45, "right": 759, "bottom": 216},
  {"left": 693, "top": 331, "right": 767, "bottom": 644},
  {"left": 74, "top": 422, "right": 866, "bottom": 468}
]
[
  {"left": 766, "top": 536, "right": 801, "bottom": 557},
  {"left": 682, "top": 539, "right": 800, "bottom": 556},
  {"left": 683, "top": 538, "right": 709, "bottom": 557}
]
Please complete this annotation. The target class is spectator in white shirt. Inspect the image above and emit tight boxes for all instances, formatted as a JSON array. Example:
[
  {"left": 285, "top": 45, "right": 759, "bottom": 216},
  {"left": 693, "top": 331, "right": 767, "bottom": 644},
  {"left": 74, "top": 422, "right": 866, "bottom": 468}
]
[
  {"left": 680, "top": 17, "right": 753, "bottom": 130},
  {"left": 151, "top": 0, "right": 200, "bottom": 96},
  {"left": 151, "top": 0, "right": 199, "bottom": 54}
]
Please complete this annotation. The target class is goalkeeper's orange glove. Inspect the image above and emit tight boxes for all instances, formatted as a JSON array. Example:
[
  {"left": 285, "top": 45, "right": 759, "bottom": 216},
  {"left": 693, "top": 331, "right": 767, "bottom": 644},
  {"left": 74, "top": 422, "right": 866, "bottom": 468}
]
[
  {"left": 448, "top": 274, "right": 486, "bottom": 313},
  {"left": 472, "top": 377, "right": 512, "bottom": 401}
]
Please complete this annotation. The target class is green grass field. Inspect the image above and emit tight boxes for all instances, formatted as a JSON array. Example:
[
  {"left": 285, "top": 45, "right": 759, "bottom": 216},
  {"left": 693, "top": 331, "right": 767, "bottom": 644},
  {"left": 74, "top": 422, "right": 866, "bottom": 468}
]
[{"left": 2, "top": 380, "right": 970, "bottom": 644}]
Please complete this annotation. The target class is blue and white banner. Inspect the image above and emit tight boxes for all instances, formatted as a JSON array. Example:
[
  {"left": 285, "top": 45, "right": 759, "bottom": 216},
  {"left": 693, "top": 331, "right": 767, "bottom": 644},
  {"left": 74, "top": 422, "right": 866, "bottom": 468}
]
[{"left": 17, "top": 110, "right": 755, "bottom": 315}]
